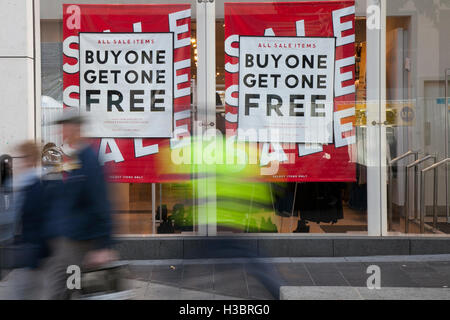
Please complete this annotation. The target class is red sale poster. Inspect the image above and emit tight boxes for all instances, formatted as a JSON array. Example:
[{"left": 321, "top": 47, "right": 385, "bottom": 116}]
[
  {"left": 62, "top": 4, "right": 191, "bottom": 183},
  {"left": 225, "top": 1, "right": 357, "bottom": 182}
]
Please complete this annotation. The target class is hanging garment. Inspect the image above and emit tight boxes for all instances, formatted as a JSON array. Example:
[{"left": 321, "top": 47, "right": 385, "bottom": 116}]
[
  {"left": 272, "top": 183, "right": 296, "bottom": 217},
  {"left": 293, "top": 219, "right": 310, "bottom": 233},
  {"left": 348, "top": 183, "right": 367, "bottom": 211},
  {"left": 157, "top": 220, "right": 175, "bottom": 234},
  {"left": 295, "top": 183, "right": 344, "bottom": 224},
  {"left": 155, "top": 204, "right": 167, "bottom": 221}
]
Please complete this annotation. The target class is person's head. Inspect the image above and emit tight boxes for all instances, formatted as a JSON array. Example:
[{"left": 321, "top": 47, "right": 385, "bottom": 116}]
[
  {"left": 62, "top": 122, "right": 82, "bottom": 145},
  {"left": 54, "top": 109, "right": 85, "bottom": 146},
  {"left": 17, "top": 141, "right": 40, "bottom": 168}
]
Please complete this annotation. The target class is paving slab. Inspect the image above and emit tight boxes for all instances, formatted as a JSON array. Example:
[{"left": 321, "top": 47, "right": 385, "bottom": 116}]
[
  {"left": 151, "top": 264, "right": 184, "bottom": 285},
  {"left": 280, "top": 286, "right": 363, "bottom": 300},
  {"left": 2, "top": 255, "right": 450, "bottom": 300},
  {"left": 143, "top": 282, "right": 243, "bottom": 300},
  {"left": 126, "top": 265, "right": 152, "bottom": 281},
  {"left": 181, "top": 264, "right": 214, "bottom": 291},
  {"left": 280, "top": 286, "right": 450, "bottom": 300},
  {"left": 213, "top": 264, "right": 248, "bottom": 298},
  {"left": 355, "top": 287, "right": 450, "bottom": 300},
  {"left": 275, "top": 263, "right": 315, "bottom": 286},
  {"left": 144, "top": 282, "right": 183, "bottom": 300}
]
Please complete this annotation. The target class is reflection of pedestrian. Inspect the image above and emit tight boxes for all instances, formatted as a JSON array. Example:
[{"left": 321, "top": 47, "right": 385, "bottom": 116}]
[
  {"left": 9, "top": 141, "right": 48, "bottom": 299},
  {"left": 45, "top": 111, "right": 116, "bottom": 300}
]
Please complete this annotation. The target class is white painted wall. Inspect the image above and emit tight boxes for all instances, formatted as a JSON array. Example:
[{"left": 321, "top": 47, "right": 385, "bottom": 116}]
[{"left": 0, "top": 0, "right": 40, "bottom": 156}]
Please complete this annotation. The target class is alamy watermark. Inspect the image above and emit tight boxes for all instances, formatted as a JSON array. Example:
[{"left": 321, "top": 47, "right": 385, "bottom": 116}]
[
  {"left": 367, "top": 4, "right": 381, "bottom": 30},
  {"left": 366, "top": 265, "right": 381, "bottom": 290},
  {"left": 67, "top": 265, "right": 81, "bottom": 290}
]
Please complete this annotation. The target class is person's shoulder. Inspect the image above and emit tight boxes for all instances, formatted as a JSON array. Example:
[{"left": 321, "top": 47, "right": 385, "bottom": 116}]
[
  {"left": 16, "top": 169, "right": 41, "bottom": 190},
  {"left": 78, "top": 144, "right": 99, "bottom": 163},
  {"left": 78, "top": 144, "right": 106, "bottom": 176}
]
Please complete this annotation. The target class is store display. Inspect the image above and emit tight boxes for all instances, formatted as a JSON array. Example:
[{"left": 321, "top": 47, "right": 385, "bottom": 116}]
[
  {"left": 295, "top": 183, "right": 345, "bottom": 224},
  {"left": 63, "top": 4, "right": 192, "bottom": 183},
  {"left": 224, "top": 1, "right": 357, "bottom": 182},
  {"left": 155, "top": 204, "right": 167, "bottom": 221},
  {"left": 293, "top": 220, "right": 310, "bottom": 233}
]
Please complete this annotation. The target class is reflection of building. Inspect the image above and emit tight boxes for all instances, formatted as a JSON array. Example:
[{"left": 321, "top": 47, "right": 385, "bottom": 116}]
[
  {"left": 41, "top": 95, "right": 63, "bottom": 147},
  {"left": 1, "top": 0, "right": 449, "bottom": 248},
  {"left": 355, "top": 100, "right": 416, "bottom": 127}
]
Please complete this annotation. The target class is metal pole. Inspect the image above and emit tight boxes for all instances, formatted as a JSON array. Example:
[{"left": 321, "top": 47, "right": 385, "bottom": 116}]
[
  {"left": 388, "top": 165, "right": 393, "bottom": 230},
  {"left": 405, "top": 155, "right": 436, "bottom": 233},
  {"left": 420, "top": 170, "right": 426, "bottom": 233},
  {"left": 159, "top": 183, "right": 162, "bottom": 221},
  {"left": 152, "top": 183, "right": 156, "bottom": 234},
  {"left": 417, "top": 170, "right": 421, "bottom": 221},
  {"left": 421, "top": 158, "right": 450, "bottom": 233},
  {"left": 413, "top": 153, "right": 418, "bottom": 223},
  {"left": 445, "top": 69, "right": 450, "bottom": 223},
  {"left": 405, "top": 165, "right": 409, "bottom": 233},
  {"left": 416, "top": 155, "right": 437, "bottom": 222},
  {"left": 404, "top": 153, "right": 418, "bottom": 233},
  {"left": 388, "top": 150, "right": 417, "bottom": 231},
  {"left": 433, "top": 167, "right": 439, "bottom": 230},
  {"left": 290, "top": 182, "right": 298, "bottom": 232}
]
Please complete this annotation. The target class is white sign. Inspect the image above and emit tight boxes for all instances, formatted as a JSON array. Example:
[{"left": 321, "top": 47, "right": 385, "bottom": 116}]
[
  {"left": 79, "top": 32, "right": 174, "bottom": 138},
  {"left": 238, "top": 36, "right": 335, "bottom": 143}
]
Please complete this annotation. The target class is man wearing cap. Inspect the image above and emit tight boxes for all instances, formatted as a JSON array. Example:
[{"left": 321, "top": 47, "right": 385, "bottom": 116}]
[{"left": 45, "top": 109, "right": 116, "bottom": 299}]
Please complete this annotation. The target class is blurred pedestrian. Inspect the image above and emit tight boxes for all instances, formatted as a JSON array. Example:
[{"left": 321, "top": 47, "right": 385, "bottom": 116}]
[
  {"left": 159, "top": 134, "right": 287, "bottom": 299},
  {"left": 44, "top": 110, "right": 116, "bottom": 300},
  {"left": 4, "top": 141, "right": 49, "bottom": 299}
]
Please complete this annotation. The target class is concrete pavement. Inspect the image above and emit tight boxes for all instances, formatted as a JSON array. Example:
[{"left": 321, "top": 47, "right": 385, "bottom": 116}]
[{"left": 1, "top": 254, "right": 450, "bottom": 300}]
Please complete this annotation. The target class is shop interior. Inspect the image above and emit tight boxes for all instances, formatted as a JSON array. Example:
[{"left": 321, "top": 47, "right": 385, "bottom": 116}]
[{"left": 40, "top": 14, "right": 449, "bottom": 236}]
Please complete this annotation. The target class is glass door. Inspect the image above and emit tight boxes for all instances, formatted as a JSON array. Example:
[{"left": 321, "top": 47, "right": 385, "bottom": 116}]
[
  {"left": 205, "top": 0, "right": 381, "bottom": 236},
  {"left": 40, "top": 0, "right": 202, "bottom": 236},
  {"left": 386, "top": 0, "right": 450, "bottom": 235},
  {"left": 446, "top": 68, "right": 450, "bottom": 225},
  {"left": 39, "top": 0, "right": 402, "bottom": 238}
]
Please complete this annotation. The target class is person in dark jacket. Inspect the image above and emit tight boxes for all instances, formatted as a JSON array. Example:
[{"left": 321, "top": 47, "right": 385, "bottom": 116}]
[
  {"left": 44, "top": 111, "right": 116, "bottom": 300},
  {"left": 7, "top": 141, "right": 48, "bottom": 299}
]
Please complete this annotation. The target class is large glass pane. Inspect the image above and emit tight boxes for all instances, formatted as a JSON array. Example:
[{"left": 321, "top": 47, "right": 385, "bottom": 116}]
[
  {"left": 40, "top": 0, "right": 198, "bottom": 235},
  {"left": 386, "top": 0, "right": 450, "bottom": 235},
  {"left": 213, "top": 0, "right": 368, "bottom": 235}
]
